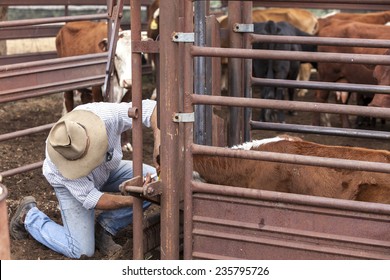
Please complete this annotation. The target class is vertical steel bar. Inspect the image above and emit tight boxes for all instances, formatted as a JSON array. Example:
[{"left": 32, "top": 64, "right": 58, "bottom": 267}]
[
  {"left": 130, "top": 0, "right": 144, "bottom": 260},
  {"left": 183, "top": 0, "right": 194, "bottom": 260},
  {"left": 193, "top": 1, "right": 208, "bottom": 145},
  {"left": 160, "top": 0, "right": 181, "bottom": 259},
  {"left": 243, "top": 1, "right": 252, "bottom": 142},
  {"left": 227, "top": 1, "right": 243, "bottom": 146}
]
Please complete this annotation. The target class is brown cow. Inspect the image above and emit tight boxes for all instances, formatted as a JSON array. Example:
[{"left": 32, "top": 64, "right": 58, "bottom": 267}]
[
  {"left": 313, "top": 20, "right": 390, "bottom": 128},
  {"left": 318, "top": 10, "right": 390, "bottom": 32},
  {"left": 56, "top": 21, "right": 134, "bottom": 152},
  {"left": 315, "top": 11, "right": 390, "bottom": 127},
  {"left": 56, "top": 21, "right": 133, "bottom": 112},
  {"left": 218, "top": 8, "right": 318, "bottom": 94},
  {"left": 369, "top": 49, "right": 390, "bottom": 108},
  {"left": 193, "top": 135, "right": 390, "bottom": 204}
]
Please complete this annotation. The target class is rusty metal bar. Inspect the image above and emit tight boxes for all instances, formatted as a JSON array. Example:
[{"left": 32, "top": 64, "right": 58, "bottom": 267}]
[
  {"left": 243, "top": 1, "right": 253, "bottom": 142},
  {"left": 193, "top": 1, "right": 208, "bottom": 146},
  {"left": 191, "top": 94, "right": 390, "bottom": 120},
  {"left": 0, "top": 52, "right": 57, "bottom": 66},
  {"left": 0, "top": 162, "right": 43, "bottom": 180},
  {"left": 130, "top": 0, "right": 145, "bottom": 260},
  {"left": 3, "top": 0, "right": 153, "bottom": 5},
  {"left": 0, "top": 54, "right": 107, "bottom": 103},
  {"left": 159, "top": 0, "right": 181, "bottom": 260},
  {"left": 191, "top": 143, "right": 390, "bottom": 174},
  {"left": 250, "top": 34, "right": 390, "bottom": 49},
  {"left": 0, "top": 14, "right": 108, "bottom": 28},
  {"left": 0, "top": 25, "right": 63, "bottom": 40},
  {"left": 183, "top": 0, "right": 195, "bottom": 261},
  {"left": 250, "top": 121, "right": 390, "bottom": 140},
  {"left": 191, "top": 181, "right": 390, "bottom": 215},
  {"left": 251, "top": 77, "right": 390, "bottom": 94},
  {"left": 103, "top": 0, "right": 124, "bottom": 101},
  {"left": 0, "top": 123, "right": 54, "bottom": 143},
  {"left": 227, "top": 1, "right": 243, "bottom": 147},
  {"left": 191, "top": 46, "right": 390, "bottom": 66}
]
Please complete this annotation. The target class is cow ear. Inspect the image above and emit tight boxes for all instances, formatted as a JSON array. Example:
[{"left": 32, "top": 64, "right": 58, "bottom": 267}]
[{"left": 99, "top": 38, "right": 109, "bottom": 51}]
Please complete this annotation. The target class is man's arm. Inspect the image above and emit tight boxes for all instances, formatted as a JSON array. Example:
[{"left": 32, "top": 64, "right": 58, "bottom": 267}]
[
  {"left": 95, "top": 193, "right": 134, "bottom": 210},
  {"left": 150, "top": 106, "right": 161, "bottom": 170}
]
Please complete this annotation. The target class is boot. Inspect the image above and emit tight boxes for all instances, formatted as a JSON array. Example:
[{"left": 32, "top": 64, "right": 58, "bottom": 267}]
[
  {"left": 10, "top": 196, "right": 37, "bottom": 240},
  {"left": 95, "top": 223, "right": 122, "bottom": 256}
]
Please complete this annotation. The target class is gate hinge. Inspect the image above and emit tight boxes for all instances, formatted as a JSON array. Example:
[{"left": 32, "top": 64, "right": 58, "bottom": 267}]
[
  {"left": 173, "top": 112, "right": 195, "bottom": 123},
  {"left": 172, "top": 32, "right": 195, "bottom": 43},
  {"left": 234, "top": 23, "right": 254, "bottom": 33}
]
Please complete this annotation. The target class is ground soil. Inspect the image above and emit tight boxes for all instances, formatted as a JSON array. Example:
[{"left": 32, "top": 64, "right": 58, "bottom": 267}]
[{"left": 2, "top": 82, "right": 390, "bottom": 260}]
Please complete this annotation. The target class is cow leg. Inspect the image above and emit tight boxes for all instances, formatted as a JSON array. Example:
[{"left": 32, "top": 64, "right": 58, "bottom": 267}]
[
  {"left": 92, "top": 86, "right": 104, "bottom": 103},
  {"left": 334, "top": 91, "right": 351, "bottom": 128},
  {"left": 64, "top": 90, "right": 74, "bottom": 113},
  {"left": 79, "top": 88, "right": 93, "bottom": 105}
]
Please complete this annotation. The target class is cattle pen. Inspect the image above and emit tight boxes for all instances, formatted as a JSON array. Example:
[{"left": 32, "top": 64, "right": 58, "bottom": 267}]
[{"left": 1, "top": 0, "right": 390, "bottom": 260}]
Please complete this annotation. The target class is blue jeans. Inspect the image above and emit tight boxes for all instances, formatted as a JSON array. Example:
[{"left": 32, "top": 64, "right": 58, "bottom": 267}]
[{"left": 24, "top": 161, "right": 155, "bottom": 258}]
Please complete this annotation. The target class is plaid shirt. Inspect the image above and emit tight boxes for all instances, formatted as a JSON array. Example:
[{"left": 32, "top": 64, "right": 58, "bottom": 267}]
[{"left": 42, "top": 100, "right": 156, "bottom": 210}]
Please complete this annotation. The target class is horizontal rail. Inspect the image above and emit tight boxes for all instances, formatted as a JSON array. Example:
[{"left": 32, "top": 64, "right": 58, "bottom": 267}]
[
  {"left": 2, "top": 0, "right": 154, "bottom": 5},
  {"left": 251, "top": 76, "right": 390, "bottom": 94},
  {"left": 191, "top": 94, "right": 390, "bottom": 119},
  {"left": 249, "top": 121, "right": 390, "bottom": 140},
  {"left": 191, "top": 181, "right": 390, "bottom": 215},
  {"left": 191, "top": 46, "right": 390, "bottom": 65},
  {"left": 0, "top": 162, "right": 43, "bottom": 180},
  {"left": 250, "top": 34, "right": 390, "bottom": 49},
  {"left": 191, "top": 143, "right": 390, "bottom": 174},
  {"left": 0, "top": 123, "right": 54, "bottom": 143},
  {"left": 0, "top": 14, "right": 108, "bottom": 28}
]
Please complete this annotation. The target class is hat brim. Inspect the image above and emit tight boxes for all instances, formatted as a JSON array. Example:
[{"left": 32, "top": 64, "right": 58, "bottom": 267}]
[{"left": 47, "top": 110, "right": 108, "bottom": 180}]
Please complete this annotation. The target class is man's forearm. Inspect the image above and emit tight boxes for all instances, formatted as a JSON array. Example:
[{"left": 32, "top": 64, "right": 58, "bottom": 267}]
[{"left": 95, "top": 193, "right": 133, "bottom": 210}]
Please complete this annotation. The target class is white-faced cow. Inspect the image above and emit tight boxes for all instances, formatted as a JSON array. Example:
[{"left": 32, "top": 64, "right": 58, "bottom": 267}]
[
  {"left": 56, "top": 21, "right": 133, "bottom": 111},
  {"left": 252, "top": 21, "right": 317, "bottom": 123},
  {"left": 56, "top": 21, "right": 133, "bottom": 151},
  {"left": 193, "top": 135, "right": 390, "bottom": 205}
]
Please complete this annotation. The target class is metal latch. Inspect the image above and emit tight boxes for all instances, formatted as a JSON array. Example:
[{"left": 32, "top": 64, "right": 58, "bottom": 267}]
[
  {"left": 234, "top": 23, "right": 254, "bottom": 33},
  {"left": 173, "top": 112, "right": 195, "bottom": 123},
  {"left": 119, "top": 175, "right": 162, "bottom": 198},
  {"left": 172, "top": 32, "right": 195, "bottom": 43}
]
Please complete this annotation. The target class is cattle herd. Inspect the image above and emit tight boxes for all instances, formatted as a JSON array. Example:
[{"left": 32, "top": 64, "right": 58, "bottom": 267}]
[{"left": 56, "top": 3, "right": 390, "bottom": 206}]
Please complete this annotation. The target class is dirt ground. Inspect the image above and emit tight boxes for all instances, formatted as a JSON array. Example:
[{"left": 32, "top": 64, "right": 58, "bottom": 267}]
[
  {"left": 1, "top": 81, "right": 160, "bottom": 260},
  {"left": 2, "top": 81, "right": 390, "bottom": 260}
]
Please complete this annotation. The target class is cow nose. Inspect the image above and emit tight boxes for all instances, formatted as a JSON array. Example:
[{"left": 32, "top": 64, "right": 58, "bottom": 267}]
[{"left": 122, "top": 79, "right": 132, "bottom": 89}]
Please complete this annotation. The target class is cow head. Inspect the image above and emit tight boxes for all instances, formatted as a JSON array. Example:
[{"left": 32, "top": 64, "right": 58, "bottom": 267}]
[{"left": 99, "top": 30, "right": 133, "bottom": 89}]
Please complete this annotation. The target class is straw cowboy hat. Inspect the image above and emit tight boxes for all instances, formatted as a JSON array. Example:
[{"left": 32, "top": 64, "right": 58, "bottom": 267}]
[{"left": 47, "top": 110, "right": 108, "bottom": 179}]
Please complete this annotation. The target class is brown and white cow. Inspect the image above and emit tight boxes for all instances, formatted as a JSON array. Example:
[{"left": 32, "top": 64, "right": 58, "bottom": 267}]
[
  {"left": 56, "top": 21, "right": 133, "bottom": 112},
  {"left": 193, "top": 135, "right": 390, "bottom": 204},
  {"left": 56, "top": 21, "right": 133, "bottom": 151},
  {"left": 313, "top": 19, "right": 390, "bottom": 128}
]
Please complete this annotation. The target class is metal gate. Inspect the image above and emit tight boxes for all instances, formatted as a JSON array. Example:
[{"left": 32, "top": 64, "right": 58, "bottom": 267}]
[{"left": 154, "top": 0, "right": 390, "bottom": 259}]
